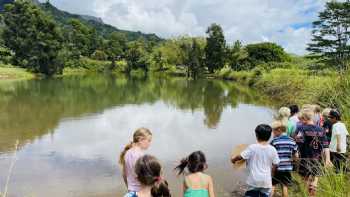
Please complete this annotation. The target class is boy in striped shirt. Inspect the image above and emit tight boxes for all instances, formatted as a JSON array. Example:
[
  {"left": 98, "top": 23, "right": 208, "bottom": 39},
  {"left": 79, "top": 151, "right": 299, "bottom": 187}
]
[{"left": 270, "top": 120, "right": 298, "bottom": 197}]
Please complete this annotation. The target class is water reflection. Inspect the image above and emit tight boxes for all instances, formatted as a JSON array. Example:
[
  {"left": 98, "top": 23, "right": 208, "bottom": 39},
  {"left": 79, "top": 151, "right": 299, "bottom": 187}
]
[{"left": 0, "top": 75, "right": 273, "bottom": 196}]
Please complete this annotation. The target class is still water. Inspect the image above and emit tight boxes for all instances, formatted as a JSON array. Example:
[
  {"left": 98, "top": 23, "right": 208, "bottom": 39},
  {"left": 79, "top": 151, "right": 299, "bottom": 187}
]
[{"left": 0, "top": 75, "right": 274, "bottom": 197}]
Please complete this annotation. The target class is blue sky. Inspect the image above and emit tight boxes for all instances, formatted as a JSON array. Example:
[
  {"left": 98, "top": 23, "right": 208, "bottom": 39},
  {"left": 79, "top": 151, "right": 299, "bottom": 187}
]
[{"left": 41, "top": 0, "right": 332, "bottom": 55}]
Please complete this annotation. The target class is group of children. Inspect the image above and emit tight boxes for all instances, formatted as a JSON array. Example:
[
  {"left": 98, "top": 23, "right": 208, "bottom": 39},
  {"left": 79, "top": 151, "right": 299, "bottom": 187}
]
[{"left": 119, "top": 104, "right": 349, "bottom": 197}]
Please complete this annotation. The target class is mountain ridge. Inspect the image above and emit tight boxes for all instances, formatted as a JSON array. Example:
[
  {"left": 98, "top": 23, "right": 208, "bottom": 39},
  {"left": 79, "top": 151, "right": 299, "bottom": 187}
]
[{"left": 0, "top": 0, "right": 162, "bottom": 42}]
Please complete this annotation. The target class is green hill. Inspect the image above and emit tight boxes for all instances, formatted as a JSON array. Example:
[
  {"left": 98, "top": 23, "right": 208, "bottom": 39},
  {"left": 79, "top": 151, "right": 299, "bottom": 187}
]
[{"left": 0, "top": 0, "right": 162, "bottom": 42}]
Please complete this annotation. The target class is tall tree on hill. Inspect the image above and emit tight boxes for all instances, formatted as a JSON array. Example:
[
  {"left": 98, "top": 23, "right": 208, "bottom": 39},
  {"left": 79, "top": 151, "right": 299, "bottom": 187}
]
[
  {"left": 68, "top": 19, "right": 93, "bottom": 58},
  {"left": 307, "top": 1, "right": 350, "bottom": 71},
  {"left": 105, "top": 32, "right": 127, "bottom": 69},
  {"left": 205, "top": 23, "right": 226, "bottom": 73},
  {"left": 125, "top": 39, "right": 148, "bottom": 73},
  {"left": 2, "top": 0, "right": 63, "bottom": 75}
]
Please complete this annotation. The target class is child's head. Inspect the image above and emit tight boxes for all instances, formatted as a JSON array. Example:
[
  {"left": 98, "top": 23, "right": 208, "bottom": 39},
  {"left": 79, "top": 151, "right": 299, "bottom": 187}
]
[
  {"left": 271, "top": 120, "right": 286, "bottom": 137},
  {"left": 175, "top": 151, "right": 207, "bottom": 175},
  {"left": 119, "top": 128, "right": 153, "bottom": 165},
  {"left": 255, "top": 124, "right": 272, "bottom": 142},
  {"left": 289, "top": 105, "right": 299, "bottom": 116},
  {"left": 135, "top": 155, "right": 171, "bottom": 197},
  {"left": 133, "top": 127, "right": 153, "bottom": 150},
  {"left": 278, "top": 107, "right": 291, "bottom": 119},
  {"left": 313, "top": 104, "right": 321, "bottom": 114},
  {"left": 322, "top": 108, "right": 332, "bottom": 119},
  {"left": 299, "top": 108, "right": 314, "bottom": 124},
  {"left": 329, "top": 109, "right": 341, "bottom": 123}
]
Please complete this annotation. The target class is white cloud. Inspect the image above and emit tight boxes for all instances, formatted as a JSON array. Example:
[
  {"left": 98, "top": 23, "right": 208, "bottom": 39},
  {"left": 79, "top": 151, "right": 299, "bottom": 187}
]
[{"left": 43, "top": 0, "right": 332, "bottom": 55}]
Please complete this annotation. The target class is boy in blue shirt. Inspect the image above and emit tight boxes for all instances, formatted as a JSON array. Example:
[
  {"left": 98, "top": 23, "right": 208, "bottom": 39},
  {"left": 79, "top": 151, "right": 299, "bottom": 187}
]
[{"left": 270, "top": 120, "right": 298, "bottom": 197}]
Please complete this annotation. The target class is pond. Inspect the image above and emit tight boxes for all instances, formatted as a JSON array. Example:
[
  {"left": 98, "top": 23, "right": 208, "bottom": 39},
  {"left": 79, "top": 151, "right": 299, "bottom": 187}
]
[{"left": 0, "top": 75, "right": 274, "bottom": 197}]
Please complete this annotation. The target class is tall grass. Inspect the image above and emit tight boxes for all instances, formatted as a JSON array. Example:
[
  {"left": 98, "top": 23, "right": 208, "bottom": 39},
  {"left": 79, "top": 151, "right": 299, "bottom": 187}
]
[
  {"left": 292, "top": 166, "right": 350, "bottom": 197},
  {"left": 0, "top": 140, "right": 19, "bottom": 197}
]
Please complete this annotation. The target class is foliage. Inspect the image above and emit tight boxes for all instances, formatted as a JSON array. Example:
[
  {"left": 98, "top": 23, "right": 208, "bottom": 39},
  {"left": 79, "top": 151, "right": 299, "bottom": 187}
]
[
  {"left": 205, "top": 23, "right": 227, "bottom": 73},
  {"left": 125, "top": 40, "right": 149, "bottom": 73},
  {"left": 227, "top": 40, "right": 249, "bottom": 71},
  {"left": 2, "top": 0, "right": 64, "bottom": 76},
  {"left": 243, "top": 42, "right": 291, "bottom": 70},
  {"left": 67, "top": 19, "right": 101, "bottom": 57},
  {"left": 103, "top": 32, "right": 127, "bottom": 69},
  {"left": 307, "top": 1, "right": 350, "bottom": 71}
]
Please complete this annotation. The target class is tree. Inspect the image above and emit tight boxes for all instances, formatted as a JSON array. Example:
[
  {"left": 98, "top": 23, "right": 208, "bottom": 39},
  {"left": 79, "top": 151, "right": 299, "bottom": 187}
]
[
  {"left": 244, "top": 42, "right": 290, "bottom": 69},
  {"left": 125, "top": 40, "right": 149, "bottom": 73},
  {"left": 68, "top": 19, "right": 93, "bottom": 58},
  {"left": 153, "top": 51, "right": 166, "bottom": 71},
  {"left": 228, "top": 40, "right": 249, "bottom": 71},
  {"left": 3, "top": 0, "right": 63, "bottom": 75},
  {"left": 104, "top": 32, "right": 127, "bottom": 69},
  {"left": 307, "top": 1, "right": 350, "bottom": 71},
  {"left": 188, "top": 38, "right": 204, "bottom": 79},
  {"left": 205, "top": 23, "right": 227, "bottom": 73}
]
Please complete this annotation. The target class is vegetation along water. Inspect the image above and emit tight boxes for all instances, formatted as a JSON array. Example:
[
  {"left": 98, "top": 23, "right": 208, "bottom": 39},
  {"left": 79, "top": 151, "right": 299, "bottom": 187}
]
[{"left": 0, "top": 0, "right": 350, "bottom": 197}]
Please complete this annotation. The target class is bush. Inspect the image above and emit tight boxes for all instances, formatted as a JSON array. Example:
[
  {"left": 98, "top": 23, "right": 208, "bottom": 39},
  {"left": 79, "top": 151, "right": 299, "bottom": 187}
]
[{"left": 256, "top": 68, "right": 333, "bottom": 105}]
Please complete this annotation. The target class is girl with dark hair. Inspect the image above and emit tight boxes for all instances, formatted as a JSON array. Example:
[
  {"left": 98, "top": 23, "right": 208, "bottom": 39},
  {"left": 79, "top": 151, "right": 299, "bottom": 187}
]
[
  {"left": 124, "top": 155, "right": 171, "bottom": 197},
  {"left": 175, "top": 151, "right": 215, "bottom": 197}
]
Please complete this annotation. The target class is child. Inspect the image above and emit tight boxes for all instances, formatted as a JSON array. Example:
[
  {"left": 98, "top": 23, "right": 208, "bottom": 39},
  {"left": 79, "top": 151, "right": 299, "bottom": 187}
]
[
  {"left": 119, "top": 128, "right": 153, "bottom": 192},
  {"left": 175, "top": 151, "right": 215, "bottom": 197},
  {"left": 328, "top": 110, "right": 349, "bottom": 173},
  {"left": 289, "top": 105, "right": 300, "bottom": 125},
  {"left": 277, "top": 107, "right": 294, "bottom": 137},
  {"left": 231, "top": 124, "right": 280, "bottom": 197},
  {"left": 293, "top": 108, "right": 331, "bottom": 197},
  {"left": 289, "top": 105, "right": 300, "bottom": 136},
  {"left": 322, "top": 108, "right": 333, "bottom": 143},
  {"left": 312, "top": 105, "right": 323, "bottom": 127},
  {"left": 124, "top": 155, "right": 171, "bottom": 197},
  {"left": 270, "top": 120, "right": 298, "bottom": 197}
]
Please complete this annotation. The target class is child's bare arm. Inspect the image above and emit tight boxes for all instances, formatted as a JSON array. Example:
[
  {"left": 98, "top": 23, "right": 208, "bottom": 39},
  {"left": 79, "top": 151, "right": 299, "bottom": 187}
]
[
  {"left": 231, "top": 155, "right": 243, "bottom": 164},
  {"left": 271, "top": 164, "right": 278, "bottom": 176},
  {"left": 208, "top": 176, "right": 216, "bottom": 197}
]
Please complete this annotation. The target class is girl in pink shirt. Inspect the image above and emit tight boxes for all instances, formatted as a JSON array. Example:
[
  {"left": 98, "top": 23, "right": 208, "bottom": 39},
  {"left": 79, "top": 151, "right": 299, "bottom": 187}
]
[{"left": 119, "top": 128, "right": 153, "bottom": 192}]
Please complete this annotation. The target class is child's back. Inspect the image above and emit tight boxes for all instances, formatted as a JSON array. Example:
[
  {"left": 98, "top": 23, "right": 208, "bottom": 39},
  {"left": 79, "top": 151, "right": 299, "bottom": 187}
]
[
  {"left": 271, "top": 135, "right": 297, "bottom": 172},
  {"left": 184, "top": 172, "right": 211, "bottom": 197},
  {"left": 241, "top": 143, "right": 279, "bottom": 188}
]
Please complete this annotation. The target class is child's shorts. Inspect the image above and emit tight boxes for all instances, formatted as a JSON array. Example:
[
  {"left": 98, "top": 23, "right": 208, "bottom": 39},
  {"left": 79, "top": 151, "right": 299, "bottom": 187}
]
[
  {"left": 298, "top": 159, "right": 323, "bottom": 177},
  {"left": 272, "top": 171, "right": 292, "bottom": 186},
  {"left": 245, "top": 187, "right": 270, "bottom": 197}
]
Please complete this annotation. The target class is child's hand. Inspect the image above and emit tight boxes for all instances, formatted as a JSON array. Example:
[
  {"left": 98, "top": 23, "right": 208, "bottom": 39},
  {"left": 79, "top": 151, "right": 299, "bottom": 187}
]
[{"left": 231, "top": 157, "right": 236, "bottom": 164}]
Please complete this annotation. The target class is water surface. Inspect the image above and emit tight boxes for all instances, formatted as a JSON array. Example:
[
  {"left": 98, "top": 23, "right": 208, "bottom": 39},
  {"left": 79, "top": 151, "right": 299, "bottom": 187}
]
[{"left": 0, "top": 75, "right": 274, "bottom": 197}]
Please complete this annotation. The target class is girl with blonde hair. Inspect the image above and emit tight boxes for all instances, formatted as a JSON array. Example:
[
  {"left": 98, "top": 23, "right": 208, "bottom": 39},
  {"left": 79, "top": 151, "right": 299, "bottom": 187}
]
[{"left": 120, "top": 128, "right": 153, "bottom": 192}]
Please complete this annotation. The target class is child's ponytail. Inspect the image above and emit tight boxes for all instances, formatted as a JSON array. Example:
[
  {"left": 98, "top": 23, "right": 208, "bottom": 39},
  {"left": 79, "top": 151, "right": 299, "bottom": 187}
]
[
  {"left": 119, "top": 141, "right": 133, "bottom": 165},
  {"left": 175, "top": 158, "right": 188, "bottom": 175},
  {"left": 151, "top": 178, "right": 171, "bottom": 197},
  {"left": 175, "top": 151, "right": 207, "bottom": 175},
  {"left": 135, "top": 155, "right": 171, "bottom": 197}
]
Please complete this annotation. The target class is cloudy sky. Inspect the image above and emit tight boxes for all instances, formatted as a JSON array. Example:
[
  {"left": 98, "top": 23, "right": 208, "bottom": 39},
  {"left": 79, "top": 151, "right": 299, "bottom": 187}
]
[{"left": 42, "top": 0, "right": 331, "bottom": 55}]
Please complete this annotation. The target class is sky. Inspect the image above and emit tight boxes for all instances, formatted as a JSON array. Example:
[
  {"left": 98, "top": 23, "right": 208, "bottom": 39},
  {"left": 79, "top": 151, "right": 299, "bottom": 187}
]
[{"left": 41, "top": 0, "right": 332, "bottom": 55}]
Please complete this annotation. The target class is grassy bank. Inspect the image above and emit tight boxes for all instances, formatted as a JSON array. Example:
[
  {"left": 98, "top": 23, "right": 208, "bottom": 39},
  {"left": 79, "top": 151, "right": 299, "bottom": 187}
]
[{"left": 0, "top": 65, "right": 35, "bottom": 81}]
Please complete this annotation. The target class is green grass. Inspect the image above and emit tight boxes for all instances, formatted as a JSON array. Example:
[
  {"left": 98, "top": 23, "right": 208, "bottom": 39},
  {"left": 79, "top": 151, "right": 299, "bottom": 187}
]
[
  {"left": 291, "top": 167, "right": 350, "bottom": 197},
  {"left": 0, "top": 65, "right": 34, "bottom": 81}
]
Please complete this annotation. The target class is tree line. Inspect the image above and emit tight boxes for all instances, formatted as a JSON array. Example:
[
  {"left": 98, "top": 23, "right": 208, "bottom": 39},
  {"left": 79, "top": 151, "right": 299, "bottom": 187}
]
[{"left": 0, "top": 0, "right": 349, "bottom": 76}]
